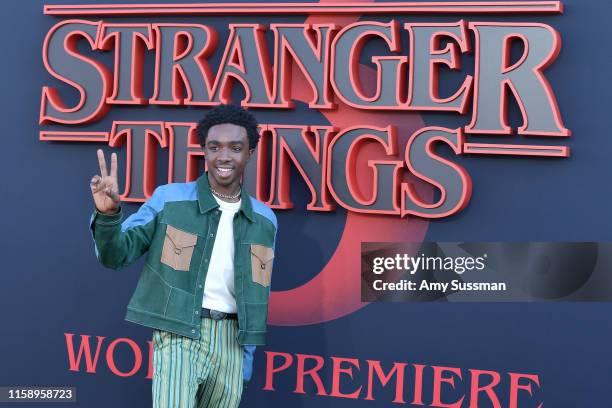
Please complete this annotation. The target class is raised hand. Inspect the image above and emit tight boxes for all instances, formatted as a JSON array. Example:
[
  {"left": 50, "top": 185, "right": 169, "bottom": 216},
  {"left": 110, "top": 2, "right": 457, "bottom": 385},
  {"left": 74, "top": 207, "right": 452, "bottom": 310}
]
[{"left": 90, "top": 149, "right": 120, "bottom": 214}]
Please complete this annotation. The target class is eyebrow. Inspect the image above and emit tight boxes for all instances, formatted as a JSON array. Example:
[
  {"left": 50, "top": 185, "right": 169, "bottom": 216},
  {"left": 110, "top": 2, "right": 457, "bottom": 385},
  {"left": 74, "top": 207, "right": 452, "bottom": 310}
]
[{"left": 206, "top": 140, "right": 245, "bottom": 145}]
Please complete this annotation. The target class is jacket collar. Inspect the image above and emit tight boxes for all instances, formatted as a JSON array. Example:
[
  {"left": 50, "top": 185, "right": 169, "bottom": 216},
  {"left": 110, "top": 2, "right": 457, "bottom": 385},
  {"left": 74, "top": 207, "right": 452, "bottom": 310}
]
[{"left": 196, "top": 173, "right": 255, "bottom": 222}]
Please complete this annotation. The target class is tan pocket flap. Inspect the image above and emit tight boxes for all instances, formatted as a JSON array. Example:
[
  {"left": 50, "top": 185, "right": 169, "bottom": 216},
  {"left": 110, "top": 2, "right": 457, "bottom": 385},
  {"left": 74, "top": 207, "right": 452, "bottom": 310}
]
[
  {"left": 161, "top": 225, "right": 198, "bottom": 271},
  {"left": 250, "top": 244, "right": 274, "bottom": 287},
  {"left": 250, "top": 244, "right": 274, "bottom": 264},
  {"left": 165, "top": 225, "right": 198, "bottom": 250}
]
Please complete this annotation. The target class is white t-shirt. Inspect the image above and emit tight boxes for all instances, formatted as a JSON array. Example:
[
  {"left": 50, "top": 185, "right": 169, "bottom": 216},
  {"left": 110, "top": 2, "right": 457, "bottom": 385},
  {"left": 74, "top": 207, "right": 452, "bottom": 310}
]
[{"left": 201, "top": 195, "right": 241, "bottom": 313}]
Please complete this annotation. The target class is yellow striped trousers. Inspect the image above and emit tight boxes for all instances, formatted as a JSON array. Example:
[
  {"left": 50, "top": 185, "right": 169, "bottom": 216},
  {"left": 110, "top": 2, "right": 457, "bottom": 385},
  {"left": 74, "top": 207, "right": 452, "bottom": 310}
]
[{"left": 152, "top": 318, "right": 244, "bottom": 408}]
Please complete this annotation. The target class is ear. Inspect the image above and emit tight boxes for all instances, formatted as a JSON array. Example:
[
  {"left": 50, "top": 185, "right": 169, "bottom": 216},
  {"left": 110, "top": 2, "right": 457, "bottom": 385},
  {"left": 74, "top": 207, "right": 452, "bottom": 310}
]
[{"left": 247, "top": 148, "right": 255, "bottom": 160}]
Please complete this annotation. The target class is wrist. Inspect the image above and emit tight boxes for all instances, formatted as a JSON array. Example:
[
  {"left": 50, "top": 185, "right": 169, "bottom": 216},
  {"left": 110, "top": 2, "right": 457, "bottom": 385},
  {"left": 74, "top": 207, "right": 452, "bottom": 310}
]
[
  {"left": 97, "top": 206, "right": 120, "bottom": 216},
  {"left": 94, "top": 207, "right": 123, "bottom": 226}
]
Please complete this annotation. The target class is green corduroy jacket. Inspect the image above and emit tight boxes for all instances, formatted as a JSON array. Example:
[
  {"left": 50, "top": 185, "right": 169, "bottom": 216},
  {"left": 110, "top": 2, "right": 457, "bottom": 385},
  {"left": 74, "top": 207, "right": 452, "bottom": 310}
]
[{"left": 90, "top": 174, "right": 277, "bottom": 346}]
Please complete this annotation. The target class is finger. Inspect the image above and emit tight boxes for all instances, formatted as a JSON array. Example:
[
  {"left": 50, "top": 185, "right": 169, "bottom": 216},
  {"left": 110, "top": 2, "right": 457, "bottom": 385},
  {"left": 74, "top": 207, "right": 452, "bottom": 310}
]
[
  {"left": 97, "top": 149, "right": 108, "bottom": 177},
  {"left": 110, "top": 153, "right": 118, "bottom": 180},
  {"left": 90, "top": 175, "right": 101, "bottom": 191},
  {"left": 105, "top": 187, "right": 121, "bottom": 203},
  {"left": 92, "top": 185, "right": 105, "bottom": 194}
]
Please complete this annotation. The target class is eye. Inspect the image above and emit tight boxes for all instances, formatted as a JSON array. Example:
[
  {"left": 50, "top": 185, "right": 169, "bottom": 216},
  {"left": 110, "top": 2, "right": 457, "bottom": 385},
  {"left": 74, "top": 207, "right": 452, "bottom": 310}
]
[
  {"left": 232, "top": 145, "right": 242, "bottom": 152},
  {"left": 208, "top": 145, "right": 219, "bottom": 152}
]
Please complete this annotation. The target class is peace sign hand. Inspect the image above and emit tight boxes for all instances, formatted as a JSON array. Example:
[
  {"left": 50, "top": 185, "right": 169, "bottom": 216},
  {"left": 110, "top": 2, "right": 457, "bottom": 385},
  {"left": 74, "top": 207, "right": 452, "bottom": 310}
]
[{"left": 90, "top": 149, "right": 120, "bottom": 214}]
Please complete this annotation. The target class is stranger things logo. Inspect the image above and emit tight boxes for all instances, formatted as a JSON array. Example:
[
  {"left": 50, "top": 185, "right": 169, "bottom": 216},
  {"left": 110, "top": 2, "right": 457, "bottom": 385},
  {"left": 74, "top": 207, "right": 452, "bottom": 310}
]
[
  {"left": 40, "top": 1, "right": 569, "bottom": 217},
  {"left": 40, "top": 2, "right": 569, "bottom": 324}
]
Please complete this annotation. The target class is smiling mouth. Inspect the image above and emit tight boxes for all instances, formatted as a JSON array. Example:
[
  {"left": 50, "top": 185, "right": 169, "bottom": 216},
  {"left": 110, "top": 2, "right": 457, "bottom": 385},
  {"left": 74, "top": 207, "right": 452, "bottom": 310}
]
[{"left": 215, "top": 167, "right": 234, "bottom": 177}]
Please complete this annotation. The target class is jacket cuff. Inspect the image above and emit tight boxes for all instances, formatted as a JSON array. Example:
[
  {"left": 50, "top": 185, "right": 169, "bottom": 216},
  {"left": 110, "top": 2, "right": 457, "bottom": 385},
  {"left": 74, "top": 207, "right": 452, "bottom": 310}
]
[{"left": 92, "top": 208, "right": 123, "bottom": 226}]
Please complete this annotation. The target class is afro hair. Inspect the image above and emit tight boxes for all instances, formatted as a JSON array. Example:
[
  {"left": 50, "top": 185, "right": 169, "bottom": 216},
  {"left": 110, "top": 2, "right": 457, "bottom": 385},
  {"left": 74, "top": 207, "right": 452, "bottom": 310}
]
[{"left": 196, "top": 104, "right": 260, "bottom": 150}]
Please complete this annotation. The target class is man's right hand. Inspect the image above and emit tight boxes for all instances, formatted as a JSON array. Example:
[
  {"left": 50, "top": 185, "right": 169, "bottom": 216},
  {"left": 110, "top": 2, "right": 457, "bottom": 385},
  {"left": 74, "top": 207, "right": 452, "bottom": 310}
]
[{"left": 90, "top": 149, "right": 121, "bottom": 214}]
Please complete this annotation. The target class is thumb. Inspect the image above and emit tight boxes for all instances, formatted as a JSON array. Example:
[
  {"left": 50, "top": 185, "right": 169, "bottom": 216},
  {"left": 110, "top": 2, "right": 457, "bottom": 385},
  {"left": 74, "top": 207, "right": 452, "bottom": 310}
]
[{"left": 105, "top": 187, "right": 121, "bottom": 203}]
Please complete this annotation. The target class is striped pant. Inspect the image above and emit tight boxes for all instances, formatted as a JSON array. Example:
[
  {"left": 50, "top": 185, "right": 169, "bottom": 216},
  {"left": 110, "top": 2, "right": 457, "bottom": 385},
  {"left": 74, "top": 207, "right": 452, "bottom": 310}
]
[{"left": 152, "top": 318, "right": 244, "bottom": 408}]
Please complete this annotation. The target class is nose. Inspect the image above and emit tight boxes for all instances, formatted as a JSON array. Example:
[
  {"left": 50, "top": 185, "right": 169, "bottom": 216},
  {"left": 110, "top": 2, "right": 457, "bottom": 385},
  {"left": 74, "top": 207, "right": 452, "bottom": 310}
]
[{"left": 219, "top": 147, "right": 231, "bottom": 161}]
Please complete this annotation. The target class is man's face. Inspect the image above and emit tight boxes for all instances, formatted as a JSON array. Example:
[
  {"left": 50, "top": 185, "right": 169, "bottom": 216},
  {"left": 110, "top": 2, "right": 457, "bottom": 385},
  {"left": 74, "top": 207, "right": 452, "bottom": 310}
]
[{"left": 203, "top": 123, "right": 253, "bottom": 190}]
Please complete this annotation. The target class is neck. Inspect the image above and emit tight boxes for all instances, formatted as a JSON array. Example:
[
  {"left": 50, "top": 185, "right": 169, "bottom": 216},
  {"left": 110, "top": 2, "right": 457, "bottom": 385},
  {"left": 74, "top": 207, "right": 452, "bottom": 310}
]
[
  {"left": 208, "top": 173, "right": 241, "bottom": 202},
  {"left": 213, "top": 192, "right": 241, "bottom": 203}
]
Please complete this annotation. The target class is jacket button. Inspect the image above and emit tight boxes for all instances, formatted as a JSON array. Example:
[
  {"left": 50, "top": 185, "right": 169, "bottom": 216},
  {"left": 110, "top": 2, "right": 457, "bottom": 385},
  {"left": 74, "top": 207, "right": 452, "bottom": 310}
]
[
  {"left": 191, "top": 329, "right": 195, "bottom": 333},
  {"left": 195, "top": 310, "right": 199, "bottom": 315},
  {"left": 209, "top": 233, "right": 214, "bottom": 238},
  {"left": 198, "top": 284, "right": 203, "bottom": 289}
]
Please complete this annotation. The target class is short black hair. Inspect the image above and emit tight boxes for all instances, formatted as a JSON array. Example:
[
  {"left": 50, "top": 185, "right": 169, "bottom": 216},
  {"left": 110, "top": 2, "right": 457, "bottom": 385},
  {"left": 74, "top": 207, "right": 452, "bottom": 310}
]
[{"left": 196, "top": 104, "right": 260, "bottom": 150}]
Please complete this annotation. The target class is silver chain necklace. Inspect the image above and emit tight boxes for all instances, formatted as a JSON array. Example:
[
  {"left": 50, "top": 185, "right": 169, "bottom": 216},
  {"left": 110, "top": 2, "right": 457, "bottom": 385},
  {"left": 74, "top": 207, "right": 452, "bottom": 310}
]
[{"left": 210, "top": 187, "right": 241, "bottom": 200}]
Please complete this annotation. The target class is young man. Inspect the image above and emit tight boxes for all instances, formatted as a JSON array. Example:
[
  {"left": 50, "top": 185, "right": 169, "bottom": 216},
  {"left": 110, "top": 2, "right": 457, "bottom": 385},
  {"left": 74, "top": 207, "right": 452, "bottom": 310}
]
[{"left": 89, "top": 105, "right": 277, "bottom": 407}]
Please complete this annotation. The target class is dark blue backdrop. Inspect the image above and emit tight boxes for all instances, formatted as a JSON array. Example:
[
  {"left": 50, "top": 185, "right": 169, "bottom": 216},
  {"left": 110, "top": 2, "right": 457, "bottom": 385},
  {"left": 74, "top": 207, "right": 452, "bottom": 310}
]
[{"left": 1, "top": 0, "right": 611, "bottom": 407}]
